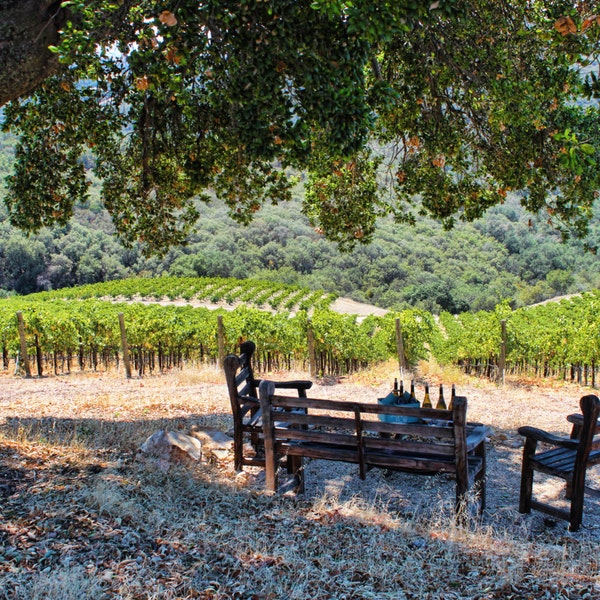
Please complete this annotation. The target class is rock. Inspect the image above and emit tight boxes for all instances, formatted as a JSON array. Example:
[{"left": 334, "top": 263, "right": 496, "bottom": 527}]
[
  {"left": 191, "top": 428, "right": 234, "bottom": 461},
  {"left": 136, "top": 430, "right": 203, "bottom": 471}
]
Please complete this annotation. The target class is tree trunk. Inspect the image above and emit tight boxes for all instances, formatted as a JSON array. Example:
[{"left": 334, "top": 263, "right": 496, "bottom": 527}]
[
  {"left": 0, "top": 1, "right": 66, "bottom": 105},
  {"left": 0, "top": 0, "right": 133, "bottom": 106}
]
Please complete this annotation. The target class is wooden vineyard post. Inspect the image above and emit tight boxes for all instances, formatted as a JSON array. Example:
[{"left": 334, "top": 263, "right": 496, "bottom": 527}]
[
  {"left": 307, "top": 320, "right": 317, "bottom": 380},
  {"left": 16, "top": 311, "right": 32, "bottom": 378},
  {"left": 34, "top": 334, "right": 43, "bottom": 377},
  {"left": 395, "top": 318, "right": 409, "bottom": 376},
  {"left": 498, "top": 319, "right": 507, "bottom": 386},
  {"left": 118, "top": 313, "right": 132, "bottom": 379},
  {"left": 217, "top": 314, "right": 226, "bottom": 368}
]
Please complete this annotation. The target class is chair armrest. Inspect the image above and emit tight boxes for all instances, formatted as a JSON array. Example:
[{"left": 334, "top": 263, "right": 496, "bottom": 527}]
[
  {"left": 517, "top": 426, "right": 579, "bottom": 449},
  {"left": 567, "top": 413, "right": 600, "bottom": 433},
  {"left": 255, "top": 378, "right": 312, "bottom": 391},
  {"left": 273, "top": 380, "right": 313, "bottom": 391}
]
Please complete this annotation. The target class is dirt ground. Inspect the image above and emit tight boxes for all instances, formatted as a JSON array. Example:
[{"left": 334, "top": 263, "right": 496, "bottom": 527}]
[
  {"left": 1, "top": 363, "right": 599, "bottom": 539},
  {"left": 107, "top": 294, "right": 390, "bottom": 318}
]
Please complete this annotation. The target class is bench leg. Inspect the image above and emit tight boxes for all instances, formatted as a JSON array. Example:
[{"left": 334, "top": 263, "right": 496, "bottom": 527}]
[
  {"left": 264, "top": 448, "right": 278, "bottom": 493},
  {"left": 455, "top": 454, "right": 469, "bottom": 520},
  {"left": 289, "top": 455, "right": 305, "bottom": 494},
  {"left": 569, "top": 499, "right": 584, "bottom": 532}
]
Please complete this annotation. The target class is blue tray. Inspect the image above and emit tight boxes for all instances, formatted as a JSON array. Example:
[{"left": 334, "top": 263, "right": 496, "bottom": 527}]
[{"left": 377, "top": 392, "right": 421, "bottom": 423}]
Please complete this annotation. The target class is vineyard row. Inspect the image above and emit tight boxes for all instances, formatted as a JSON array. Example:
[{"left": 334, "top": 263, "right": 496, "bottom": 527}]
[{"left": 27, "top": 276, "right": 337, "bottom": 313}]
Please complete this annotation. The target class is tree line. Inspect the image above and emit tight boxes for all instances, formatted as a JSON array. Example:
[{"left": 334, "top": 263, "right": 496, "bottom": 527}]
[{"left": 1, "top": 166, "right": 599, "bottom": 314}]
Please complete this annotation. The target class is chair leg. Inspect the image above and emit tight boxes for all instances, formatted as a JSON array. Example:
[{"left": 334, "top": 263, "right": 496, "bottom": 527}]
[
  {"left": 249, "top": 408, "right": 261, "bottom": 450},
  {"left": 478, "top": 480, "right": 486, "bottom": 515},
  {"left": 569, "top": 509, "right": 583, "bottom": 532},
  {"left": 565, "top": 481, "right": 573, "bottom": 500},
  {"left": 569, "top": 489, "right": 584, "bottom": 532},
  {"left": 519, "top": 439, "right": 537, "bottom": 514},
  {"left": 233, "top": 434, "right": 243, "bottom": 472},
  {"left": 569, "top": 470, "right": 586, "bottom": 532},
  {"left": 475, "top": 443, "right": 487, "bottom": 513}
]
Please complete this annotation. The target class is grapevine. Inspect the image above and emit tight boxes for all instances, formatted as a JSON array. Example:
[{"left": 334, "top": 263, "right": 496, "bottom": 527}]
[{"left": 4, "top": 279, "right": 600, "bottom": 386}]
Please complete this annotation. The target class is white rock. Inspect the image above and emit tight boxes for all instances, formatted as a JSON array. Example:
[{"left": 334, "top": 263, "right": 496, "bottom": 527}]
[{"left": 137, "top": 430, "right": 203, "bottom": 469}]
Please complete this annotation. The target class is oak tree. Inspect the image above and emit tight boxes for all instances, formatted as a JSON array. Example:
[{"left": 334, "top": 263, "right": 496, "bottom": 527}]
[{"left": 1, "top": 0, "right": 599, "bottom": 254}]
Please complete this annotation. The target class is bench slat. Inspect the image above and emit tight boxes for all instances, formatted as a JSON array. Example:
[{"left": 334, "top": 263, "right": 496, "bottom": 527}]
[
  {"left": 364, "top": 437, "right": 455, "bottom": 457},
  {"left": 278, "top": 412, "right": 459, "bottom": 440},
  {"left": 270, "top": 395, "right": 452, "bottom": 421}
]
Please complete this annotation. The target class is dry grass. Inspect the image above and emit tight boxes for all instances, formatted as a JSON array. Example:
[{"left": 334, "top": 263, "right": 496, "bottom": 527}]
[{"left": 1, "top": 362, "right": 599, "bottom": 599}]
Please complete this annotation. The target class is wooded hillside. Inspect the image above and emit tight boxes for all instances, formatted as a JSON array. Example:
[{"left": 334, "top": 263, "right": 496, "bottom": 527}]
[{"left": 1, "top": 133, "right": 599, "bottom": 312}]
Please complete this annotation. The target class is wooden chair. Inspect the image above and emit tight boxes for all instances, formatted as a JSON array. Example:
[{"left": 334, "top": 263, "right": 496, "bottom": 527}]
[
  {"left": 223, "top": 341, "right": 312, "bottom": 471},
  {"left": 518, "top": 394, "right": 600, "bottom": 531}
]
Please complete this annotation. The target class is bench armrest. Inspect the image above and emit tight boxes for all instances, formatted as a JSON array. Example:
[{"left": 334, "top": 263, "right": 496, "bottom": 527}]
[
  {"left": 255, "top": 378, "right": 312, "bottom": 391},
  {"left": 466, "top": 426, "right": 490, "bottom": 452},
  {"left": 517, "top": 426, "right": 579, "bottom": 449}
]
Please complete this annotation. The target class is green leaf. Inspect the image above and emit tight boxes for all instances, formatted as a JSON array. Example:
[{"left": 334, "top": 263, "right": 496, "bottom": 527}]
[{"left": 580, "top": 143, "right": 595, "bottom": 155}]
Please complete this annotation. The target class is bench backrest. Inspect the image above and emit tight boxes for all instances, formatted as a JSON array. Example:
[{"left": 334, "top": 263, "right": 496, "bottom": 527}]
[
  {"left": 258, "top": 380, "right": 476, "bottom": 477},
  {"left": 258, "top": 380, "right": 489, "bottom": 515}
]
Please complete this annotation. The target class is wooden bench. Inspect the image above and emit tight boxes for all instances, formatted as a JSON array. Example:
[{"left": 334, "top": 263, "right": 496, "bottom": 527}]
[
  {"left": 518, "top": 394, "right": 600, "bottom": 531},
  {"left": 258, "top": 380, "right": 490, "bottom": 517},
  {"left": 223, "top": 341, "right": 312, "bottom": 471}
]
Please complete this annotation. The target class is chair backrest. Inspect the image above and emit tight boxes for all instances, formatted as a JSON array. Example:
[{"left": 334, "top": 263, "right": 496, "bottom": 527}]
[
  {"left": 223, "top": 341, "right": 259, "bottom": 422},
  {"left": 223, "top": 341, "right": 266, "bottom": 471},
  {"left": 575, "top": 394, "right": 600, "bottom": 469}
]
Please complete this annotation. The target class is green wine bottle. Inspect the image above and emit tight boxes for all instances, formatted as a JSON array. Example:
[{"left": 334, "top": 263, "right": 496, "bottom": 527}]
[
  {"left": 435, "top": 383, "right": 447, "bottom": 410},
  {"left": 410, "top": 380, "right": 419, "bottom": 406},
  {"left": 448, "top": 384, "right": 456, "bottom": 411}
]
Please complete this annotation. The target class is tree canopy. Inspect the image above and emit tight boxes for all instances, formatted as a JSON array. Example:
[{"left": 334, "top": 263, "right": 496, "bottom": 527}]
[{"left": 1, "top": 0, "right": 600, "bottom": 255}]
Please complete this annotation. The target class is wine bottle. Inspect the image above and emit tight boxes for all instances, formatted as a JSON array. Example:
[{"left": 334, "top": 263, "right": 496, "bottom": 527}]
[
  {"left": 393, "top": 378, "right": 399, "bottom": 397},
  {"left": 410, "top": 380, "right": 419, "bottom": 406},
  {"left": 422, "top": 383, "right": 432, "bottom": 408},
  {"left": 399, "top": 380, "right": 404, "bottom": 396},
  {"left": 435, "top": 383, "right": 447, "bottom": 410},
  {"left": 448, "top": 384, "right": 456, "bottom": 410}
]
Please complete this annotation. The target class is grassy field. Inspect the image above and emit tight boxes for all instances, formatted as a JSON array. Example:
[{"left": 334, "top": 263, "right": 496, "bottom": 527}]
[{"left": 0, "top": 361, "right": 599, "bottom": 599}]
